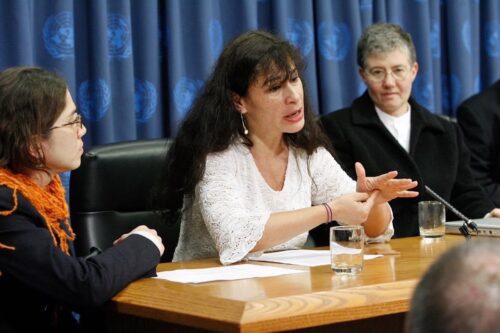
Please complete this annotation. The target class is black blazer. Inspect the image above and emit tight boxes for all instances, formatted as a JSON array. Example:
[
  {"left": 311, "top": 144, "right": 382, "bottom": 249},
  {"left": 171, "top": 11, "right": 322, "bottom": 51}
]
[
  {"left": 318, "top": 92, "right": 494, "bottom": 238},
  {"left": 457, "top": 80, "right": 500, "bottom": 206},
  {"left": 0, "top": 186, "right": 161, "bottom": 332}
]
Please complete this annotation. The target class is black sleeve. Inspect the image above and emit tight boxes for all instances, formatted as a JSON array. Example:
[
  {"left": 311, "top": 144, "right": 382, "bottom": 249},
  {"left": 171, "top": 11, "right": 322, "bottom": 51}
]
[
  {"left": 0, "top": 209, "right": 161, "bottom": 307},
  {"left": 457, "top": 103, "right": 500, "bottom": 206},
  {"left": 449, "top": 122, "right": 495, "bottom": 217}
]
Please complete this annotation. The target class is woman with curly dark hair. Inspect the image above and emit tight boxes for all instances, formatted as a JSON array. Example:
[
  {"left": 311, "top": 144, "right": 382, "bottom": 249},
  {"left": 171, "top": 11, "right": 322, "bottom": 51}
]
[{"left": 161, "top": 31, "right": 418, "bottom": 265}]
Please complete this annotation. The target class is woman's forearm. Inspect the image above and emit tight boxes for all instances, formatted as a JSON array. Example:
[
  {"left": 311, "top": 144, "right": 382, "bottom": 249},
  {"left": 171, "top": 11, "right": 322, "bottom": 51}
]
[
  {"left": 363, "top": 202, "right": 391, "bottom": 237},
  {"left": 252, "top": 205, "right": 326, "bottom": 252}
]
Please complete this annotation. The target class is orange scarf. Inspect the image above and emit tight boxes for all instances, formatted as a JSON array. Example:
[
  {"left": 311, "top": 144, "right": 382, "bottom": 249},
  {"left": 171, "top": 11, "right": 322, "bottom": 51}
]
[{"left": 0, "top": 168, "right": 75, "bottom": 255}]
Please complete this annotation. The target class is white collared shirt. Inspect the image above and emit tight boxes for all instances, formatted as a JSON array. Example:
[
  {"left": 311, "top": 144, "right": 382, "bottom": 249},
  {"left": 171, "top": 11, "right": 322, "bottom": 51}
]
[{"left": 375, "top": 105, "right": 412, "bottom": 152}]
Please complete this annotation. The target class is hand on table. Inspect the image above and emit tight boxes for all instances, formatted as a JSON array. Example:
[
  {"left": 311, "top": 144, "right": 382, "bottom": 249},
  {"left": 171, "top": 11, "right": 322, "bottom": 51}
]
[{"left": 114, "top": 225, "right": 165, "bottom": 256}]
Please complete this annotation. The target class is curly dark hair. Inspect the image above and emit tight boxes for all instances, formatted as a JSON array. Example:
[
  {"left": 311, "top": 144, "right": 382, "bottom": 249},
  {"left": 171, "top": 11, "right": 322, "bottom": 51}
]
[
  {"left": 0, "top": 67, "right": 67, "bottom": 173},
  {"left": 160, "top": 30, "right": 332, "bottom": 212}
]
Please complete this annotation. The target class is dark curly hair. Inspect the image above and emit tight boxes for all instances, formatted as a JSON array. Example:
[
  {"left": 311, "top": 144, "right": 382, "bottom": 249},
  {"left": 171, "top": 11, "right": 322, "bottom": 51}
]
[{"left": 159, "top": 30, "right": 332, "bottom": 212}]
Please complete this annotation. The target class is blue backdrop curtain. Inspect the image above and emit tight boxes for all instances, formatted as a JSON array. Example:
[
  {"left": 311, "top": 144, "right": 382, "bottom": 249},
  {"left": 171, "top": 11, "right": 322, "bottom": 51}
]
[{"left": 1, "top": 0, "right": 500, "bottom": 175}]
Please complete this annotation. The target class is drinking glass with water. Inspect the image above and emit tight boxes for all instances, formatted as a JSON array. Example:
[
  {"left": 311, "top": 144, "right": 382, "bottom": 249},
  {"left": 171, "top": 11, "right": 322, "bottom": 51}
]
[
  {"left": 418, "top": 201, "right": 445, "bottom": 238},
  {"left": 330, "top": 225, "right": 365, "bottom": 275}
]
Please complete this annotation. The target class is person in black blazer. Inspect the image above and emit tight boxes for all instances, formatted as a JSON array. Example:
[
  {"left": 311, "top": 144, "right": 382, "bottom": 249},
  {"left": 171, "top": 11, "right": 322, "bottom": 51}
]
[
  {"left": 317, "top": 23, "right": 499, "bottom": 239},
  {"left": 457, "top": 80, "right": 500, "bottom": 206},
  {"left": 0, "top": 67, "right": 164, "bottom": 332}
]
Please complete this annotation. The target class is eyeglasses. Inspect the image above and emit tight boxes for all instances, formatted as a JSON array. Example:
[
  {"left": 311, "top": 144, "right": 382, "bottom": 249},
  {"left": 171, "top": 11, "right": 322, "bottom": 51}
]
[
  {"left": 364, "top": 66, "right": 410, "bottom": 82},
  {"left": 48, "top": 114, "right": 83, "bottom": 131}
]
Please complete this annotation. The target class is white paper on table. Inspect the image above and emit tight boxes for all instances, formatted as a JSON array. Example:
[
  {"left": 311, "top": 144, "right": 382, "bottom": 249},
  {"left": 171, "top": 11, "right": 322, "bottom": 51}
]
[
  {"left": 250, "top": 249, "right": 382, "bottom": 267},
  {"left": 154, "top": 264, "right": 304, "bottom": 284}
]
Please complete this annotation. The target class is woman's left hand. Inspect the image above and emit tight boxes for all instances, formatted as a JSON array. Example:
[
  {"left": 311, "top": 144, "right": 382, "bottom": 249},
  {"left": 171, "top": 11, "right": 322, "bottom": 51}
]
[{"left": 355, "top": 162, "right": 419, "bottom": 204}]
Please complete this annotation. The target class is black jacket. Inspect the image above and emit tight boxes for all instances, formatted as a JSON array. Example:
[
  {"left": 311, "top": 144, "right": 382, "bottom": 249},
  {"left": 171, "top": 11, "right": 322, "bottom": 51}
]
[
  {"left": 457, "top": 80, "right": 500, "bottom": 206},
  {"left": 0, "top": 186, "right": 160, "bottom": 332},
  {"left": 318, "top": 92, "right": 494, "bottom": 238}
]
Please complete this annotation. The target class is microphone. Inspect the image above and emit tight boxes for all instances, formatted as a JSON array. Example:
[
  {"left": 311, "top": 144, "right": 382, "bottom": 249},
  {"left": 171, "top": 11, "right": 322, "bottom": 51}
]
[{"left": 424, "top": 185, "right": 478, "bottom": 239}]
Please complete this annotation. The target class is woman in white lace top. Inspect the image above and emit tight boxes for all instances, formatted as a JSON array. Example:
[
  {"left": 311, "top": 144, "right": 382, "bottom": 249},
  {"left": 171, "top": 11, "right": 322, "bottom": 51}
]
[{"left": 161, "top": 31, "right": 418, "bottom": 265}]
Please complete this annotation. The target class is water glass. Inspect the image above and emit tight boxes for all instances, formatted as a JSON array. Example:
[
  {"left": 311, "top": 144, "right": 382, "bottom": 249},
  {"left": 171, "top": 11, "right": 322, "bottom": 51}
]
[
  {"left": 418, "top": 201, "right": 445, "bottom": 238},
  {"left": 330, "top": 225, "right": 365, "bottom": 275}
]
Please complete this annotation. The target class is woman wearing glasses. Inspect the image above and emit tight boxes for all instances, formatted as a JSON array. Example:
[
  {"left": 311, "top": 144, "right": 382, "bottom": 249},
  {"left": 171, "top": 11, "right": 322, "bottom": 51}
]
[
  {"left": 0, "top": 67, "right": 164, "bottom": 332},
  {"left": 318, "top": 23, "right": 500, "bottom": 241}
]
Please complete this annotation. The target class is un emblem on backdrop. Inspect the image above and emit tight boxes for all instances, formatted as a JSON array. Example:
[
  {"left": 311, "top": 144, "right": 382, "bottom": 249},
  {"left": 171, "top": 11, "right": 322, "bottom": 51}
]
[
  {"left": 318, "top": 21, "right": 351, "bottom": 61},
  {"left": 78, "top": 79, "right": 111, "bottom": 122},
  {"left": 135, "top": 79, "right": 158, "bottom": 123},
  {"left": 43, "top": 11, "right": 75, "bottom": 59},
  {"left": 209, "top": 20, "right": 224, "bottom": 60},
  {"left": 107, "top": 13, "right": 132, "bottom": 59},
  {"left": 485, "top": 21, "right": 500, "bottom": 57},
  {"left": 173, "top": 77, "right": 204, "bottom": 116},
  {"left": 286, "top": 19, "right": 313, "bottom": 57},
  {"left": 413, "top": 74, "right": 434, "bottom": 112}
]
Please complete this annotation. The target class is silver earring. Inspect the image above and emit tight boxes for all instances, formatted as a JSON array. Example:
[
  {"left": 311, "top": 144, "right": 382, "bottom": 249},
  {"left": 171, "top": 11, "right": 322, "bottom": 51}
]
[{"left": 241, "top": 113, "right": 249, "bottom": 135}]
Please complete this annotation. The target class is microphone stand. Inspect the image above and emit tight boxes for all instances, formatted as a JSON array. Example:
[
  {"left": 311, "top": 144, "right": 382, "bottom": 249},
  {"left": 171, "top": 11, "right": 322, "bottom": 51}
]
[{"left": 424, "top": 186, "right": 478, "bottom": 239}]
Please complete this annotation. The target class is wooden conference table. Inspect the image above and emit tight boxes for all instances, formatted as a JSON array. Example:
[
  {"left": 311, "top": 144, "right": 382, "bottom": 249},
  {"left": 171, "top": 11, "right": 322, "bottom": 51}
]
[{"left": 108, "top": 235, "right": 465, "bottom": 332}]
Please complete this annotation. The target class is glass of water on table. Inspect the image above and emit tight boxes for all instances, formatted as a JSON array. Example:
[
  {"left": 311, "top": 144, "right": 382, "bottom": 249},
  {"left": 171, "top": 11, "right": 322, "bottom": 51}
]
[{"left": 330, "top": 225, "right": 365, "bottom": 275}]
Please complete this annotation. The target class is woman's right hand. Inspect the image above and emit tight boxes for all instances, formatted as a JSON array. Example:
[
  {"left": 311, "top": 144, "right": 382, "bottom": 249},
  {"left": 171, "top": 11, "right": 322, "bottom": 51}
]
[
  {"left": 114, "top": 225, "right": 165, "bottom": 256},
  {"left": 328, "top": 191, "right": 379, "bottom": 225}
]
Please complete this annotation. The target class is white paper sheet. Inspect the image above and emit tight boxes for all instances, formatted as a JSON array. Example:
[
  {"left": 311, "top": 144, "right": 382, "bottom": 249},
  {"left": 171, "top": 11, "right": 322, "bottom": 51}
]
[
  {"left": 155, "top": 264, "right": 304, "bottom": 283},
  {"left": 250, "top": 249, "right": 382, "bottom": 267}
]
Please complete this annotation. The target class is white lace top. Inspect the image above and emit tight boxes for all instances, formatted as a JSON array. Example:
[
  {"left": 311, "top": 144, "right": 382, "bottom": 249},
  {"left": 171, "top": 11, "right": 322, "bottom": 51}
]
[{"left": 173, "top": 142, "right": 393, "bottom": 265}]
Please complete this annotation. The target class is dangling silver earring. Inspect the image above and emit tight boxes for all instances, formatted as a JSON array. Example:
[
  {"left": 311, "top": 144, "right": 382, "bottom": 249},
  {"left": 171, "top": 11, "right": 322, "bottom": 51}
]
[{"left": 241, "top": 113, "right": 249, "bottom": 135}]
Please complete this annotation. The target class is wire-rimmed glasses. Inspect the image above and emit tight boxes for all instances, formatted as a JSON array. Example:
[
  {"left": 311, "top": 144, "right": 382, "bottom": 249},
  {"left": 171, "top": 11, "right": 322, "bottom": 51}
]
[
  {"left": 364, "top": 66, "right": 410, "bottom": 82},
  {"left": 48, "top": 113, "right": 83, "bottom": 131}
]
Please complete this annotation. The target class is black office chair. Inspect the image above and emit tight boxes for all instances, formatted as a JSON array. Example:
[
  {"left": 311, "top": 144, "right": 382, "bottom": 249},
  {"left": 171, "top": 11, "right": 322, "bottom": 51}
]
[{"left": 69, "top": 138, "right": 180, "bottom": 262}]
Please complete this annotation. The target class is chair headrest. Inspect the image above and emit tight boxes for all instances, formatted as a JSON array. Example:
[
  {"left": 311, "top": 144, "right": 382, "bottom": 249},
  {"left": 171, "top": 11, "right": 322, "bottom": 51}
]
[{"left": 70, "top": 138, "right": 171, "bottom": 212}]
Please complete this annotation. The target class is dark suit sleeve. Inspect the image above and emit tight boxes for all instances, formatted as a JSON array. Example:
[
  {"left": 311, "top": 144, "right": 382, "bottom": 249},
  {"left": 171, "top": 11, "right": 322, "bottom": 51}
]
[
  {"left": 457, "top": 103, "right": 500, "bottom": 206},
  {"left": 320, "top": 114, "right": 356, "bottom": 178},
  {"left": 449, "top": 123, "right": 495, "bottom": 217},
  {"left": 0, "top": 209, "right": 161, "bottom": 307}
]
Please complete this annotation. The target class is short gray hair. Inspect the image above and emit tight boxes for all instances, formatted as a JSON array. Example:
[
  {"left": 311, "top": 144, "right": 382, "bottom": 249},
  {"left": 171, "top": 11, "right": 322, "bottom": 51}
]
[{"left": 357, "top": 23, "right": 417, "bottom": 68}]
